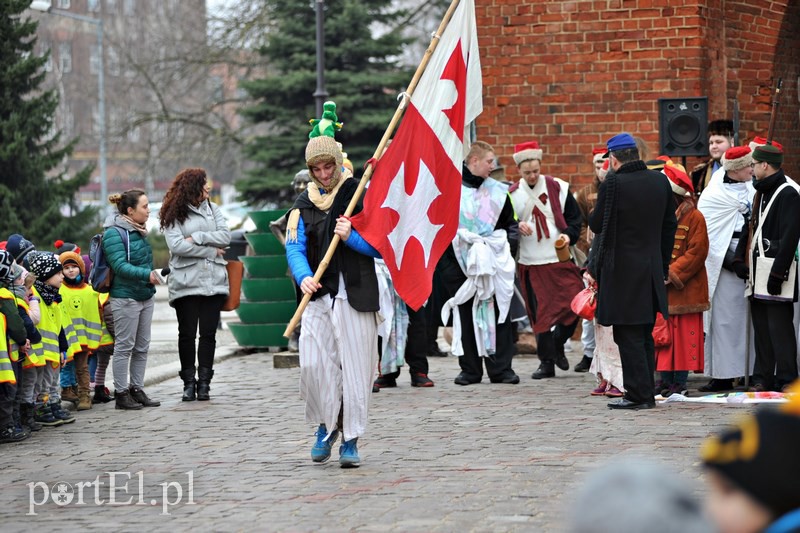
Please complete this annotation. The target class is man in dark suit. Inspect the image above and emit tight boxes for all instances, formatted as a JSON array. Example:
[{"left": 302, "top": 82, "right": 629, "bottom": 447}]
[{"left": 589, "top": 133, "right": 677, "bottom": 409}]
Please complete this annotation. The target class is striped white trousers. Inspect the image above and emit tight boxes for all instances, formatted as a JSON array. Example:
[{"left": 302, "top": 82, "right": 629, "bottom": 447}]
[{"left": 299, "top": 292, "right": 379, "bottom": 442}]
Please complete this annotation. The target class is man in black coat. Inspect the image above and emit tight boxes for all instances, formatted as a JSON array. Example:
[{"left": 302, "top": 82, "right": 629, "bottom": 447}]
[
  {"left": 589, "top": 133, "right": 677, "bottom": 409},
  {"left": 732, "top": 144, "right": 800, "bottom": 392}
]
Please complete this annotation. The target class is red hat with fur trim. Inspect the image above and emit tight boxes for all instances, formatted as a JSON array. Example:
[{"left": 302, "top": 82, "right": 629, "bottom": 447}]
[
  {"left": 592, "top": 147, "right": 606, "bottom": 163},
  {"left": 749, "top": 136, "right": 784, "bottom": 152},
  {"left": 513, "top": 141, "right": 543, "bottom": 165},
  {"left": 722, "top": 146, "right": 753, "bottom": 172},
  {"left": 663, "top": 163, "right": 693, "bottom": 197}
]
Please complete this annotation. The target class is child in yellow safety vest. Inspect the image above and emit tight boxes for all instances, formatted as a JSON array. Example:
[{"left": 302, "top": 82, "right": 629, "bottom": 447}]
[
  {"left": 8, "top": 263, "right": 43, "bottom": 436},
  {"left": 25, "top": 252, "right": 81, "bottom": 427},
  {"left": 58, "top": 251, "right": 102, "bottom": 411},
  {"left": 0, "top": 250, "right": 32, "bottom": 443}
]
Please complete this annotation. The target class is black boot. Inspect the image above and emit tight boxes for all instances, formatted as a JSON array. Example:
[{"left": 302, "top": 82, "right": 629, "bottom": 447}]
[
  {"left": 12, "top": 403, "right": 30, "bottom": 439},
  {"left": 115, "top": 390, "right": 143, "bottom": 410},
  {"left": 196, "top": 367, "right": 214, "bottom": 401},
  {"left": 21, "top": 403, "right": 41, "bottom": 432},
  {"left": 531, "top": 362, "right": 556, "bottom": 379},
  {"left": 92, "top": 385, "right": 114, "bottom": 404},
  {"left": 129, "top": 386, "right": 161, "bottom": 407},
  {"left": 179, "top": 368, "right": 197, "bottom": 402}
]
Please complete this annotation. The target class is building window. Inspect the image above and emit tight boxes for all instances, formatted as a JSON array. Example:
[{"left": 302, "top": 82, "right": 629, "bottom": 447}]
[
  {"left": 92, "top": 106, "right": 103, "bottom": 136},
  {"left": 57, "top": 0, "right": 71, "bottom": 8},
  {"left": 39, "top": 42, "right": 52, "bottom": 72},
  {"left": 89, "top": 44, "right": 100, "bottom": 75},
  {"left": 58, "top": 43, "right": 72, "bottom": 73},
  {"left": 88, "top": 0, "right": 100, "bottom": 12},
  {"left": 107, "top": 47, "right": 120, "bottom": 76},
  {"left": 124, "top": 0, "right": 134, "bottom": 15}
]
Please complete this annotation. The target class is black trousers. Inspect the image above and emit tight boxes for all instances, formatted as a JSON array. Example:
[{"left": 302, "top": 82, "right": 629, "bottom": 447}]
[
  {"left": 431, "top": 250, "right": 515, "bottom": 381},
  {"left": 174, "top": 294, "right": 226, "bottom": 370},
  {"left": 612, "top": 323, "right": 656, "bottom": 404},
  {"left": 456, "top": 297, "right": 516, "bottom": 381},
  {"left": 380, "top": 304, "right": 430, "bottom": 379},
  {"left": 537, "top": 321, "right": 579, "bottom": 364},
  {"left": 751, "top": 299, "right": 798, "bottom": 390}
]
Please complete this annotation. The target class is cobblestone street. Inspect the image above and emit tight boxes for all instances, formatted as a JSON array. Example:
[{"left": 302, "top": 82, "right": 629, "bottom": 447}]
[{"left": 5, "top": 337, "right": 742, "bottom": 532}]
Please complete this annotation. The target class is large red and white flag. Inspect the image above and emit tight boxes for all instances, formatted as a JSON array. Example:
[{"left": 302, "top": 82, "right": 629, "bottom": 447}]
[{"left": 350, "top": 0, "right": 482, "bottom": 311}]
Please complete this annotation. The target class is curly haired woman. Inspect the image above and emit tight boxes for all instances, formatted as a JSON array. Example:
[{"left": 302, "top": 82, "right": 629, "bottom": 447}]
[{"left": 160, "top": 168, "right": 230, "bottom": 402}]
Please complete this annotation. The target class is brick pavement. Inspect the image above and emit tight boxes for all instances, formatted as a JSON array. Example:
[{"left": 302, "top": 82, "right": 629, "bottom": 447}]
[{"left": 4, "top": 339, "right": 749, "bottom": 532}]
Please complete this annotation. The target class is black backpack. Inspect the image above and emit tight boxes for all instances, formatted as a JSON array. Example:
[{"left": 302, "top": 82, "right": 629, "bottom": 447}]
[{"left": 88, "top": 226, "right": 129, "bottom": 293}]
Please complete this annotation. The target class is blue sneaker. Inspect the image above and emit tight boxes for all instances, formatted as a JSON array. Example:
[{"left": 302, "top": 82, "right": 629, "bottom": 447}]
[
  {"left": 339, "top": 438, "right": 360, "bottom": 468},
  {"left": 310, "top": 424, "right": 339, "bottom": 463}
]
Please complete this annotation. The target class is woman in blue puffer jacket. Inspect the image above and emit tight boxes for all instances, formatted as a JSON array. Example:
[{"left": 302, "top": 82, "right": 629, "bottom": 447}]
[{"left": 103, "top": 189, "right": 162, "bottom": 410}]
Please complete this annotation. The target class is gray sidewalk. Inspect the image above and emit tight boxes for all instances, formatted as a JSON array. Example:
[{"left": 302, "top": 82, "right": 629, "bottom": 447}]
[{"left": 4, "top": 329, "right": 746, "bottom": 532}]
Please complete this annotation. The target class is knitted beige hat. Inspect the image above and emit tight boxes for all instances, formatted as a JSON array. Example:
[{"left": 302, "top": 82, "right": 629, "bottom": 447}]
[{"left": 305, "top": 135, "right": 343, "bottom": 192}]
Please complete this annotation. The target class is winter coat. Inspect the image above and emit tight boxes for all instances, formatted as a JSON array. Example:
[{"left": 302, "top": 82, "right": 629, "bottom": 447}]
[
  {"left": 575, "top": 179, "right": 599, "bottom": 256},
  {"left": 164, "top": 201, "right": 231, "bottom": 305},
  {"left": 286, "top": 178, "right": 380, "bottom": 312},
  {"left": 589, "top": 160, "right": 677, "bottom": 326},
  {"left": 102, "top": 215, "right": 156, "bottom": 301},
  {"left": 734, "top": 170, "right": 800, "bottom": 301},
  {"left": 666, "top": 201, "right": 710, "bottom": 315}
]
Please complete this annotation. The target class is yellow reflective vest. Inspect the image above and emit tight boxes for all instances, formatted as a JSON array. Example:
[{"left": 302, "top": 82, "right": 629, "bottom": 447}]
[
  {"left": 59, "top": 283, "right": 103, "bottom": 351},
  {"left": 0, "top": 289, "right": 17, "bottom": 384},
  {"left": 13, "top": 296, "right": 40, "bottom": 368},
  {"left": 30, "top": 287, "right": 81, "bottom": 368},
  {"left": 0, "top": 312, "right": 15, "bottom": 384}
]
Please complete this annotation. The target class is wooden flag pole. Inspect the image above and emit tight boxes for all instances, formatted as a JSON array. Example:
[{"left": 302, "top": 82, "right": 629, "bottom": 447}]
[{"left": 283, "top": 0, "right": 464, "bottom": 337}]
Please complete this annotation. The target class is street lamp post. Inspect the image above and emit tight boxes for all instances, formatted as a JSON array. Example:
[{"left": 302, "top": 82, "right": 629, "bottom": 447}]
[
  {"left": 313, "top": 0, "right": 328, "bottom": 118},
  {"left": 30, "top": 0, "right": 107, "bottom": 215}
]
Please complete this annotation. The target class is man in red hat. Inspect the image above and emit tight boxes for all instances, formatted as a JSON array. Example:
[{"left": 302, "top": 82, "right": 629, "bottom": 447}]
[
  {"left": 509, "top": 141, "right": 584, "bottom": 380},
  {"left": 573, "top": 147, "right": 608, "bottom": 373},
  {"left": 697, "top": 146, "right": 757, "bottom": 392},
  {"left": 732, "top": 143, "right": 800, "bottom": 392}
]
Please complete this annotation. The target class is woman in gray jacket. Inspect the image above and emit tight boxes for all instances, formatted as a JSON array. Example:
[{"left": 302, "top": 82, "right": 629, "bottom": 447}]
[{"left": 160, "top": 168, "right": 230, "bottom": 401}]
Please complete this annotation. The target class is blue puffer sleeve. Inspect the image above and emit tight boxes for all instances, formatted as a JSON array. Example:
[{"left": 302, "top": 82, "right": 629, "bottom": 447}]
[
  {"left": 344, "top": 227, "right": 381, "bottom": 258},
  {"left": 286, "top": 217, "right": 313, "bottom": 286}
]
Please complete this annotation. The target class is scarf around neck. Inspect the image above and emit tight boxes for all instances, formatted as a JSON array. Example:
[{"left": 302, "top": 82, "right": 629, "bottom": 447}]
[
  {"left": 286, "top": 178, "right": 347, "bottom": 244},
  {"left": 34, "top": 280, "right": 61, "bottom": 305},
  {"left": 519, "top": 176, "right": 567, "bottom": 241},
  {"left": 122, "top": 215, "right": 148, "bottom": 236}
]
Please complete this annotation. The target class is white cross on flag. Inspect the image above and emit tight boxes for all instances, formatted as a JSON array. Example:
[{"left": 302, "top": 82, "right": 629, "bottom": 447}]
[{"left": 350, "top": 0, "right": 482, "bottom": 311}]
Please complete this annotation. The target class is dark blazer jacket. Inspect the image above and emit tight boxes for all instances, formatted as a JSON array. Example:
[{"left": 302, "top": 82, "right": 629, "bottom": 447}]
[{"left": 589, "top": 160, "right": 678, "bottom": 326}]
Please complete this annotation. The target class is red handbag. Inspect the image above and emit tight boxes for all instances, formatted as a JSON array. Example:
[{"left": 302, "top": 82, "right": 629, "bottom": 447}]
[
  {"left": 570, "top": 284, "right": 597, "bottom": 320},
  {"left": 652, "top": 312, "right": 671, "bottom": 347}
]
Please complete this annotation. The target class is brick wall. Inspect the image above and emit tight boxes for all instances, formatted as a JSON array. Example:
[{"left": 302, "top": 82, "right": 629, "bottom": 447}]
[{"left": 476, "top": 0, "right": 799, "bottom": 187}]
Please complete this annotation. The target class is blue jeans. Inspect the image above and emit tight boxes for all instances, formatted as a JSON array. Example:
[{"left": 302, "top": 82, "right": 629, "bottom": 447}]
[{"left": 60, "top": 360, "right": 77, "bottom": 387}]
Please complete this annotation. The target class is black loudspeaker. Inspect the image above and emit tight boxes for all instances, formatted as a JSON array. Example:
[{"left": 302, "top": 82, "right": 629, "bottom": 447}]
[{"left": 658, "top": 97, "right": 708, "bottom": 157}]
